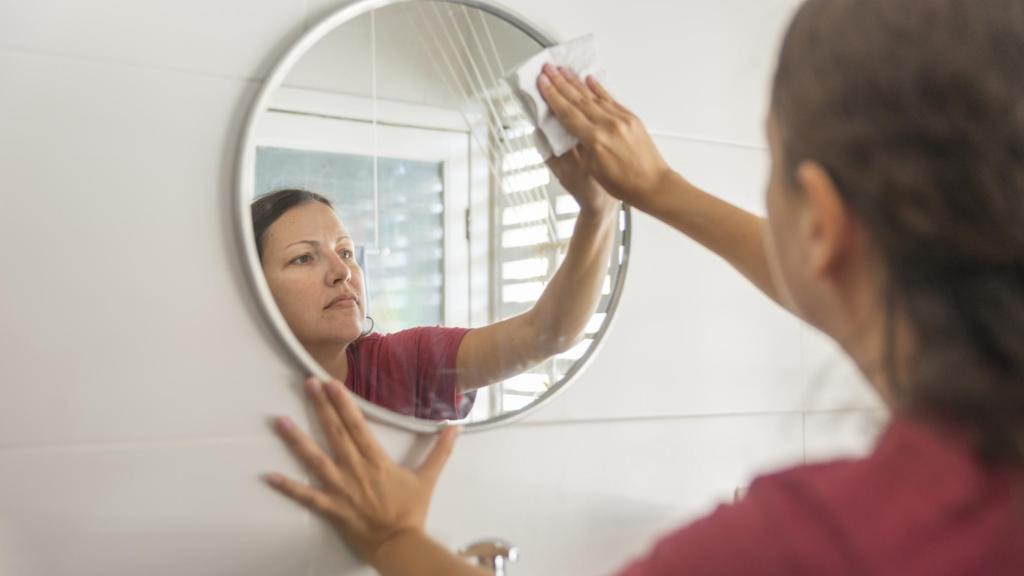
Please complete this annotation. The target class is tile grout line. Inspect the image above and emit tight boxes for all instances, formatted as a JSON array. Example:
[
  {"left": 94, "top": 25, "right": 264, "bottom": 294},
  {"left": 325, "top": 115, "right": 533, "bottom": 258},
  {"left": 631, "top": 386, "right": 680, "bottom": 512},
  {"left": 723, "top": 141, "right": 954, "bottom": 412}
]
[
  {"left": 516, "top": 407, "right": 885, "bottom": 429},
  {"left": 649, "top": 129, "right": 768, "bottom": 152},
  {"left": 0, "top": 42, "right": 265, "bottom": 86},
  {"left": 0, "top": 44, "right": 770, "bottom": 154},
  {"left": 0, "top": 433, "right": 274, "bottom": 455},
  {"left": 0, "top": 409, "right": 887, "bottom": 453}
]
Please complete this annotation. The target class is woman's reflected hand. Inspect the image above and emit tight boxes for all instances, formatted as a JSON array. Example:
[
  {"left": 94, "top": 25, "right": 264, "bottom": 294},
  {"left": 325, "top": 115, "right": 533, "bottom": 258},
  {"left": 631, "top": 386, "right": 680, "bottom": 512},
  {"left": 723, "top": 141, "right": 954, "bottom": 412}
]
[
  {"left": 538, "top": 63, "right": 672, "bottom": 212},
  {"left": 266, "top": 377, "right": 460, "bottom": 563},
  {"left": 547, "top": 148, "right": 617, "bottom": 216}
]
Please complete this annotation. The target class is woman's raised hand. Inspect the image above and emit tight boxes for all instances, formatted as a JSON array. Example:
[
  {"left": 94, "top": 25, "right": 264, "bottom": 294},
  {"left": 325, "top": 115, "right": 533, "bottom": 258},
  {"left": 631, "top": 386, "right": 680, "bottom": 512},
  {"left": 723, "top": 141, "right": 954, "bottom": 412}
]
[
  {"left": 538, "top": 63, "right": 672, "bottom": 211},
  {"left": 266, "top": 377, "right": 459, "bottom": 563}
]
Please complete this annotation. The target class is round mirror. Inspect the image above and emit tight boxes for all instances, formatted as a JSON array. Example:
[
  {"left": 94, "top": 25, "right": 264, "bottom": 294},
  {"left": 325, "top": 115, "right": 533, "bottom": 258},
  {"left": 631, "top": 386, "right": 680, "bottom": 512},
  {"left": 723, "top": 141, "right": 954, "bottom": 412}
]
[{"left": 237, "top": 0, "right": 631, "bottom": 431}]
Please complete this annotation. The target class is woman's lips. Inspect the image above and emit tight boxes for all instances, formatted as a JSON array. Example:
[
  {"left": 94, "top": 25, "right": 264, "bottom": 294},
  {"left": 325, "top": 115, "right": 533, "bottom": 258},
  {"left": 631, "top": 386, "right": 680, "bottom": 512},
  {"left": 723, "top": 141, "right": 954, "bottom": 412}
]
[{"left": 324, "top": 297, "right": 358, "bottom": 310}]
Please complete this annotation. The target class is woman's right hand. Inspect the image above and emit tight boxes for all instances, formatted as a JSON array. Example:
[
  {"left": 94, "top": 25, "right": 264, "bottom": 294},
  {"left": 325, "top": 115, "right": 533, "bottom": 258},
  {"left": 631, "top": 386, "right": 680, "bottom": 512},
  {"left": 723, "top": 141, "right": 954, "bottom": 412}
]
[
  {"left": 266, "top": 377, "right": 459, "bottom": 565},
  {"left": 537, "top": 63, "right": 673, "bottom": 211}
]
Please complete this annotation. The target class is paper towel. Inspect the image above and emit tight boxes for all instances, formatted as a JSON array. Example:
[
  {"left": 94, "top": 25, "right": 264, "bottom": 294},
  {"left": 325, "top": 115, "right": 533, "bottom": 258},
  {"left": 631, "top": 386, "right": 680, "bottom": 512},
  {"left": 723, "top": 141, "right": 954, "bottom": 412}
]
[{"left": 505, "top": 34, "right": 606, "bottom": 160}]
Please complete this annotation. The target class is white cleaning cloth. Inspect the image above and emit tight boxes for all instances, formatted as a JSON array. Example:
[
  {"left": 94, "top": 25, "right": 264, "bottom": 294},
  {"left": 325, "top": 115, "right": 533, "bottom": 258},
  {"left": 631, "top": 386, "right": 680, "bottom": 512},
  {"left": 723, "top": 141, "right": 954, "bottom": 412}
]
[{"left": 505, "top": 34, "right": 606, "bottom": 160}]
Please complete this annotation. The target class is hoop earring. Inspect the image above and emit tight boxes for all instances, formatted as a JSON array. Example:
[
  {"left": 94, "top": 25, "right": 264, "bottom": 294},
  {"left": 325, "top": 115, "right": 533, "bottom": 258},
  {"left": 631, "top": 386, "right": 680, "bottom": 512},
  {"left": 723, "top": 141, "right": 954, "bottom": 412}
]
[{"left": 359, "top": 315, "right": 375, "bottom": 338}]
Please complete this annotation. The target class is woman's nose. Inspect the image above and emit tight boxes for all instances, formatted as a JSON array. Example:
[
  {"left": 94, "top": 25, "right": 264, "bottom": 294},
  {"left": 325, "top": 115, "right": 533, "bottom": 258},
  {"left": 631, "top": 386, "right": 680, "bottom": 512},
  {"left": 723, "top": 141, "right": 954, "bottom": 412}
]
[{"left": 326, "top": 252, "right": 351, "bottom": 285}]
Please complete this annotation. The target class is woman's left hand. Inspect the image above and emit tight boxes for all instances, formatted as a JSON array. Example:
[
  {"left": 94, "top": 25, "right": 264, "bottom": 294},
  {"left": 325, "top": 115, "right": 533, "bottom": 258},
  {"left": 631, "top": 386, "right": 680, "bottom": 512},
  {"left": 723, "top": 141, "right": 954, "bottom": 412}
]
[
  {"left": 547, "top": 148, "right": 618, "bottom": 216},
  {"left": 266, "top": 377, "right": 460, "bottom": 563}
]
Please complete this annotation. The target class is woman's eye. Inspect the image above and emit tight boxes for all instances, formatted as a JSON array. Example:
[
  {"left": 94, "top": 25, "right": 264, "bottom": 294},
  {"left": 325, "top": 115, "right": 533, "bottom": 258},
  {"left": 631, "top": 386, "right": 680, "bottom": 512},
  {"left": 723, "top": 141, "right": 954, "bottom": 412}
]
[
  {"left": 290, "top": 254, "right": 313, "bottom": 265},
  {"left": 339, "top": 249, "right": 354, "bottom": 260}
]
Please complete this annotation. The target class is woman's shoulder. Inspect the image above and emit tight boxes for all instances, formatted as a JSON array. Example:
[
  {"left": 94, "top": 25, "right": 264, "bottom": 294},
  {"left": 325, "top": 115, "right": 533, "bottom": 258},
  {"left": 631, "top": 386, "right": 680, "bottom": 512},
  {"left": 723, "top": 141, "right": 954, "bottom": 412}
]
[
  {"left": 739, "top": 417, "right": 1022, "bottom": 573},
  {"left": 353, "top": 326, "right": 471, "bottom": 358},
  {"left": 365, "top": 325, "right": 472, "bottom": 347},
  {"left": 620, "top": 418, "right": 1007, "bottom": 576},
  {"left": 382, "top": 325, "right": 472, "bottom": 337}
]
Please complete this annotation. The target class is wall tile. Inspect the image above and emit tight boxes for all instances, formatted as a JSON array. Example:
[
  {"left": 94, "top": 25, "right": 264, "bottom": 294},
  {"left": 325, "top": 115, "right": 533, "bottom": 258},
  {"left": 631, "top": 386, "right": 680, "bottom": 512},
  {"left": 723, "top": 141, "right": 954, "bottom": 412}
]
[
  {"left": 655, "top": 136, "right": 768, "bottom": 215},
  {"left": 0, "top": 0, "right": 306, "bottom": 79},
  {"left": 0, "top": 438, "right": 309, "bottom": 576},
  {"left": 800, "top": 327, "right": 885, "bottom": 411},
  {"left": 0, "top": 51, "right": 306, "bottom": 446},
  {"left": 804, "top": 409, "right": 889, "bottom": 464}
]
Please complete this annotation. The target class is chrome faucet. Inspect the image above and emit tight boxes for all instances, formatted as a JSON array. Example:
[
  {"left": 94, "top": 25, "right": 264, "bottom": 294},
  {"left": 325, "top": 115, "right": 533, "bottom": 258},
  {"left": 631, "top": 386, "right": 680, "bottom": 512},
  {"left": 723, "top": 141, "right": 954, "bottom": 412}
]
[{"left": 458, "top": 539, "right": 519, "bottom": 576}]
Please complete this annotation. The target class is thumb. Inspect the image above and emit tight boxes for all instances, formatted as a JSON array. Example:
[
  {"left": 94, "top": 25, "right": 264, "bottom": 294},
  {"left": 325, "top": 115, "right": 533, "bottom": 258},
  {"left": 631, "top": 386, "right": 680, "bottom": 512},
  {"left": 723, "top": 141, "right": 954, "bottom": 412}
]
[
  {"left": 416, "top": 426, "right": 460, "bottom": 482},
  {"left": 570, "top": 147, "right": 583, "bottom": 165}
]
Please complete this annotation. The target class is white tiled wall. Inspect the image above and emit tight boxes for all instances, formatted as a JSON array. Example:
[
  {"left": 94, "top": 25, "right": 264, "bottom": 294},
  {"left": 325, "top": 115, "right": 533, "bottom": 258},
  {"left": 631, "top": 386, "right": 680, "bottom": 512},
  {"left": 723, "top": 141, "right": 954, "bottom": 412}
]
[
  {"left": 0, "top": 439, "right": 311, "bottom": 576},
  {"left": 0, "top": 1, "right": 884, "bottom": 574}
]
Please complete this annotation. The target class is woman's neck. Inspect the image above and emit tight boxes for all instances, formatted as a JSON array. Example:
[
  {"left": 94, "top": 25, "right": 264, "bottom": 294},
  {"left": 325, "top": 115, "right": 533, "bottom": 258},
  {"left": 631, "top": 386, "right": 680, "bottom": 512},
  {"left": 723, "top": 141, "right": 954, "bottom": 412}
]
[
  {"left": 824, "top": 257, "right": 907, "bottom": 410},
  {"left": 306, "top": 343, "right": 350, "bottom": 383},
  {"left": 835, "top": 300, "right": 917, "bottom": 411}
]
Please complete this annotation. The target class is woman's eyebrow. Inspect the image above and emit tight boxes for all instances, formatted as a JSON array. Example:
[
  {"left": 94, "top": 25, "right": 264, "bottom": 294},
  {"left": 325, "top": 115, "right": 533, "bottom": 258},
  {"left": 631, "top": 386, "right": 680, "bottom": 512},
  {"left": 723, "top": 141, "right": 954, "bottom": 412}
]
[{"left": 284, "top": 236, "right": 350, "bottom": 249}]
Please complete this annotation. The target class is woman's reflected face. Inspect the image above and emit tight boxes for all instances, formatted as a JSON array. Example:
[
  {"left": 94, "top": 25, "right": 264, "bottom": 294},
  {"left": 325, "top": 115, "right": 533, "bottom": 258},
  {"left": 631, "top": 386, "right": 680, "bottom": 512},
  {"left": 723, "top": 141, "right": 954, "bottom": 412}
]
[{"left": 260, "top": 201, "right": 366, "bottom": 347}]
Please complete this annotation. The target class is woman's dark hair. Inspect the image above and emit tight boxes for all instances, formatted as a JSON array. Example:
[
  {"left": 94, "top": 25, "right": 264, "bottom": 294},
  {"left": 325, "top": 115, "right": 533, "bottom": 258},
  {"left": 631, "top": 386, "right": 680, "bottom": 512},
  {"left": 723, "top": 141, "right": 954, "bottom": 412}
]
[
  {"left": 773, "top": 0, "right": 1024, "bottom": 464},
  {"left": 251, "top": 188, "right": 333, "bottom": 261}
]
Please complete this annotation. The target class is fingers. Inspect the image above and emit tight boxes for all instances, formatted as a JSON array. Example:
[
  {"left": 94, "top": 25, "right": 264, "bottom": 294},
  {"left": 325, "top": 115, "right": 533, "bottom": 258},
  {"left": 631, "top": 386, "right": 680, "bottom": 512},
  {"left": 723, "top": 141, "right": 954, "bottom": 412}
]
[
  {"left": 416, "top": 426, "right": 460, "bottom": 483},
  {"left": 538, "top": 68, "right": 597, "bottom": 143},
  {"left": 557, "top": 66, "right": 593, "bottom": 101},
  {"left": 549, "top": 65, "right": 625, "bottom": 124},
  {"left": 273, "top": 416, "right": 344, "bottom": 488},
  {"left": 544, "top": 65, "right": 609, "bottom": 125},
  {"left": 304, "top": 377, "right": 362, "bottom": 470},
  {"left": 324, "top": 380, "right": 391, "bottom": 466},
  {"left": 585, "top": 76, "right": 632, "bottom": 118},
  {"left": 265, "top": 472, "right": 337, "bottom": 516},
  {"left": 586, "top": 74, "right": 613, "bottom": 101},
  {"left": 561, "top": 69, "right": 611, "bottom": 116}
]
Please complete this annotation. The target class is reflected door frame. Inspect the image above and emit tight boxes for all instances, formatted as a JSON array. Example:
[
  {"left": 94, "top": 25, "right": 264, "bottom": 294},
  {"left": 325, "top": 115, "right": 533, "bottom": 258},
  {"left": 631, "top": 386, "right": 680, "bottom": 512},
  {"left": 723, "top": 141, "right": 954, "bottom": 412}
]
[{"left": 255, "top": 87, "right": 491, "bottom": 327}]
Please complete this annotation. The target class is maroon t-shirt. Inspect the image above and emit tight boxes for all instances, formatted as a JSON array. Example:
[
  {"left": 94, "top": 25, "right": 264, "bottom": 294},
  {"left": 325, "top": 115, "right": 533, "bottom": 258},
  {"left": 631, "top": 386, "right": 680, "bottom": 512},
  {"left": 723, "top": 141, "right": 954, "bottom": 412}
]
[
  {"left": 344, "top": 326, "right": 473, "bottom": 420},
  {"left": 618, "top": 418, "right": 1024, "bottom": 576}
]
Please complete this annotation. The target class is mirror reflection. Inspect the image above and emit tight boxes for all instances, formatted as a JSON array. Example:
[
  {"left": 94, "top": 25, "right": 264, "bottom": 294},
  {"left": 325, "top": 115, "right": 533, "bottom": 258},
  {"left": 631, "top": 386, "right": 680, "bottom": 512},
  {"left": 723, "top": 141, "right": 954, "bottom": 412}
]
[{"left": 249, "top": 1, "right": 628, "bottom": 423}]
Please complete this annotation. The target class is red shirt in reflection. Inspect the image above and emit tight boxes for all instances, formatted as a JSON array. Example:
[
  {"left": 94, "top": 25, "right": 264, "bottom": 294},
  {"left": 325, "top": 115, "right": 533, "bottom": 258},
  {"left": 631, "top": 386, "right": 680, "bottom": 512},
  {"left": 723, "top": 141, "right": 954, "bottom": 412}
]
[
  {"left": 618, "top": 418, "right": 1024, "bottom": 576},
  {"left": 344, "top": 326, "right": 474, "bottom": 421}
]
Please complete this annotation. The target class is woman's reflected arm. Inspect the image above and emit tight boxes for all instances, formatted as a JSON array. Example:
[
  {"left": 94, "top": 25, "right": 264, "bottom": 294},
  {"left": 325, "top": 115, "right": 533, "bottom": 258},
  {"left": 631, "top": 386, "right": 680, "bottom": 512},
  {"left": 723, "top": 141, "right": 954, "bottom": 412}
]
[{"left": 454, "top": 153, "right": 619, "bottom": 393}]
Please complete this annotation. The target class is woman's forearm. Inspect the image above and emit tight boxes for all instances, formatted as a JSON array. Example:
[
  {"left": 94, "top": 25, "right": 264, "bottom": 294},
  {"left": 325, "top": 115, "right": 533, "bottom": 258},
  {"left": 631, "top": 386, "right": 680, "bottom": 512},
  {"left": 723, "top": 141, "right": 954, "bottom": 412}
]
[
  {"left": 528, "top": 202, "right": 619, "bottom": 356},
  {"left": 641, "top": 170, "right": 788, "bottom": 310}
]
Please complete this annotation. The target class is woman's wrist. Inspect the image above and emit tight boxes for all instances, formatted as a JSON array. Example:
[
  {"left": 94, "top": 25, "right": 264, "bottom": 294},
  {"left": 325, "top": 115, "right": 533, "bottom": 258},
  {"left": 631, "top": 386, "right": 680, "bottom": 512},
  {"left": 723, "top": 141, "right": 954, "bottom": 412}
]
[
  {"left": 572, "top": 195, "right": 620, "bottom": 252},
  {"left": 576, "top": 192, "right": 620, "bottom": 221},
  {"left": 575, "top": 203, "right": 620, "bottom": 240},
  {"left": 629, "top": 167, "right": 677, "bottom": 212},
  {"left": 368, "top": 527, "right": 428, "bottom": 573}
]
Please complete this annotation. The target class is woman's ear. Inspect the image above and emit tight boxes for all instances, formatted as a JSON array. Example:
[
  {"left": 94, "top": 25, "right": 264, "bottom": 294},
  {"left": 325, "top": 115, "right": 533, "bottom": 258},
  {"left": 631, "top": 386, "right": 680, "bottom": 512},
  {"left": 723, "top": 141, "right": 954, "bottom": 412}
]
[{"left": 794, "top": 161, "right": 857, "bottom": 280}]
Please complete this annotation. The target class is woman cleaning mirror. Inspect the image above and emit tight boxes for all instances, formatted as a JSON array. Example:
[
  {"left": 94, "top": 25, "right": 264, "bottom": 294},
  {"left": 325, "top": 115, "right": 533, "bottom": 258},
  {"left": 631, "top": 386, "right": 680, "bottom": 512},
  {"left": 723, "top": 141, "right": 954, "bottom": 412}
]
[{"left": 266, "top": 0, "right": 1024, "bottom": 573}]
